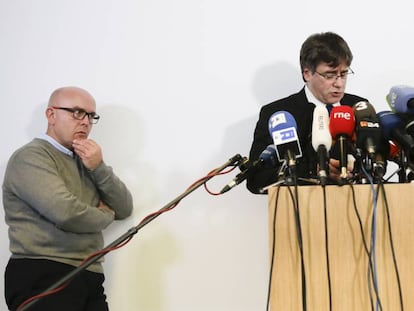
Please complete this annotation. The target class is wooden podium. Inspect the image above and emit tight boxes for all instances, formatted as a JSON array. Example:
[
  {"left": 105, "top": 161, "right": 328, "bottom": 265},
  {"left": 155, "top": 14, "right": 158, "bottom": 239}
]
[{"left": 267, "top": 183, "right": 414, "bottom": 311}]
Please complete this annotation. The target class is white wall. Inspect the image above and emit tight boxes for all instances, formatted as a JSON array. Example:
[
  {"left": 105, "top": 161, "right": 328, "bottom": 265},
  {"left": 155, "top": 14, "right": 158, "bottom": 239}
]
[{"left": 0, "top": 1, "right": 413, "bottom": 310}]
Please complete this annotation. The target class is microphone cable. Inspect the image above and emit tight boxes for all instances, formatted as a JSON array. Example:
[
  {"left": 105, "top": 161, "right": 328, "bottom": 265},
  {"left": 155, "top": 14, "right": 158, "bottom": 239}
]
[
  {"left": 322, "top": 184, "right": 332, "bottom": 311},
  {"left": 265, "top": 185, "right": 282, "bottom": 311},
  {"left": 288, "top": 181, "right": 307, "bottom": 311},
  {"left": 349, "top": 183, "right": 383, "bottom": 311},
  {"left": 361, "top": 165, "right": 381, "bottom": 311},
  {"left": 378, "top": 183, "right": 404, "bottom": 311},
  {"left": 265, "top": 180, "right": 307, "bottom": 311}
]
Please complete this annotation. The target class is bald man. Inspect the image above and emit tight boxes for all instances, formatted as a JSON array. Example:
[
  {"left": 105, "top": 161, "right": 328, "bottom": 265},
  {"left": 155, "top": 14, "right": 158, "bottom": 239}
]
[{"left": 3, "top": 86, "right": 133, "bottom": 311}]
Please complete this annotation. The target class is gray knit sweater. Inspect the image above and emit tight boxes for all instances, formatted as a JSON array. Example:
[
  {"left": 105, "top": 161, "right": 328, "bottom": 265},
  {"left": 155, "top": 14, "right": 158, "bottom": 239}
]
[{"left": 2, "top": 138, "right": 133, "bottom": 273}]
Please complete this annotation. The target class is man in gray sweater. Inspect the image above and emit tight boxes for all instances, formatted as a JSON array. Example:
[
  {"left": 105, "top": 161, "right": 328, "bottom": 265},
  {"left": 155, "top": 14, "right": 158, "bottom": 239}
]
[{"left": 3, "top": 86, "right": 134, "bottom": 311}]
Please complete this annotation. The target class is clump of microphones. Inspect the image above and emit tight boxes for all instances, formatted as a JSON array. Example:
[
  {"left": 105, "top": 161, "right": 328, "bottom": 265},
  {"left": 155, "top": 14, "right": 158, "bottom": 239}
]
[{"left": 271, "top": 85, "right": 414, "bottom": 186}]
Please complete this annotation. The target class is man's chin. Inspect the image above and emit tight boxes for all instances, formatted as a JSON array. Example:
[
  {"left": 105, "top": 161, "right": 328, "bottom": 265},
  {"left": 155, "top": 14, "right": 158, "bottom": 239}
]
[{"left": 74, "top": 133, "right": 88, "bottom": 139}]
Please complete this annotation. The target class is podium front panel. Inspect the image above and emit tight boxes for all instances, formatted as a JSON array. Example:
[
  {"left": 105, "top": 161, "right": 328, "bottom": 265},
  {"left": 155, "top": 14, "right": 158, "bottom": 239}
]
[{"left": 267, "top": 183, "right": 414, "bottom": 311}]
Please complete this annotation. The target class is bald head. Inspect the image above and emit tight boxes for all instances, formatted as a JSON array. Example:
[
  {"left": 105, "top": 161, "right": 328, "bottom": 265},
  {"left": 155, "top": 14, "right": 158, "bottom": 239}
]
[{"left": 48, "top": 86, "right": 96, "bottom": 108}]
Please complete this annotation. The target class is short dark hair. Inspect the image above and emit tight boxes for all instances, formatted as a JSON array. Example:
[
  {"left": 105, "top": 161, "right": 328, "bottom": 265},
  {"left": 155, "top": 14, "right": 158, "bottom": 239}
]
[{"left": 299, "top": 32, "right": 353, "bottom": 74}]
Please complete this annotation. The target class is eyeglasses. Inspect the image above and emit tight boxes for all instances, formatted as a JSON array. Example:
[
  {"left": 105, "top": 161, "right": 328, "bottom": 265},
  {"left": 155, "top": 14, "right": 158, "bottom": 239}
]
[
  {"left": 51, "top": 106, "right": 100, "bottom": 124},
  {"left": 314, "top": 68, "right": 354, "bottom": 81}
]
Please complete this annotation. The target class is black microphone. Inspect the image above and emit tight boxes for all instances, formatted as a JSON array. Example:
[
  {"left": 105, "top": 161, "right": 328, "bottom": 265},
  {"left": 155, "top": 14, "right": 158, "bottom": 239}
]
[
  {"left": 395, "top": 112, "right": 414, "bottom": 142},
  {"left": 220, "top": 145, "right": 277, "bottom": 194},
  {"left": 402, "top": 114, "right": 414, "bottom": 138},
  {"left": 353, "top": 101, "right": 387, "bottom": 178},
  {"left": 311, "top": 105, "right": 332, "bottom": 186}
]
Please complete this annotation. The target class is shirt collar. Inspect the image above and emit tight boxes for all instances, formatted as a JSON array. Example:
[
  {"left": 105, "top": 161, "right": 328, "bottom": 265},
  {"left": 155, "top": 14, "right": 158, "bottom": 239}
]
[
  {"left": 39, "top": 133, "right": 74, "bottom": 157},
  {"left": 304, "top": 85, "right": 340, "bottom": 108}
]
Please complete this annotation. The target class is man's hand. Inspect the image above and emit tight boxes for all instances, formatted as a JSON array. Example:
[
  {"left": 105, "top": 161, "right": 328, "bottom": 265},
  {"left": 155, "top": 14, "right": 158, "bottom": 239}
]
[
  {"left": 97, "top": 200, "right": 115, "bottom": 216},
  {"left": 328, "top": 156, "right": 355, "bottom": 182},
  {"left": 73, "top": 139, "right": 103, "bottom": 171}
]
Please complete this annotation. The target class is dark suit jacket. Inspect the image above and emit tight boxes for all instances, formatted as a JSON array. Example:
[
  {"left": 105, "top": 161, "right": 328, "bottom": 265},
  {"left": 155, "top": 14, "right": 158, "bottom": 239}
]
[{"left": 246, "top": 87, "right": 367, "bottom": 194}]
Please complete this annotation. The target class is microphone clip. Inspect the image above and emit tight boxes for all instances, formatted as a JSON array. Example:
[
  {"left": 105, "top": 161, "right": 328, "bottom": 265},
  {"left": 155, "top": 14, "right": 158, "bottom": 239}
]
[{"left": 235, "top": 156, "right": 250, "bottom": 171}]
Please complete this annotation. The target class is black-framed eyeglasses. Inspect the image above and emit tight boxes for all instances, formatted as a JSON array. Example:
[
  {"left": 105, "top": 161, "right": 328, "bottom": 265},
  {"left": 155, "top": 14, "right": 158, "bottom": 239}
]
[
  {"left": 314, "top": 68, "right": 354, "bottom": 81},
  {"left": 51, "top": 106, "right": 100, "bottom": 124}
]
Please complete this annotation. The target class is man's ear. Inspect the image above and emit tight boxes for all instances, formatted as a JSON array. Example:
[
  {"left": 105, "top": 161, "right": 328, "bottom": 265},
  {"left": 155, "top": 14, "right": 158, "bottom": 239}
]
[
  {"left": 302, "top": 68, "right": 312, "bottom": 82},
  {"left": 45, "top": 107, "right": 56, "bottom": 124}
]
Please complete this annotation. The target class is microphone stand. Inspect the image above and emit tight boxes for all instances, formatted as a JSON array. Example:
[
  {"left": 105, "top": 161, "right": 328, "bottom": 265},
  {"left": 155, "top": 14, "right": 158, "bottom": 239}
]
[
  {"left": 18, "top": 154, "right": 244, "bottom": 311},
  {"left": 398, "top": 149, "right": 408, "bottom": 183}
]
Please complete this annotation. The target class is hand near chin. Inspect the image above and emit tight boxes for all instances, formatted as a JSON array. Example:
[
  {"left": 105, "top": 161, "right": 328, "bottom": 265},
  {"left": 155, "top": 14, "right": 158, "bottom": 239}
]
[{"left": 73, "top": 138, "right": 103, "bottom": 170}]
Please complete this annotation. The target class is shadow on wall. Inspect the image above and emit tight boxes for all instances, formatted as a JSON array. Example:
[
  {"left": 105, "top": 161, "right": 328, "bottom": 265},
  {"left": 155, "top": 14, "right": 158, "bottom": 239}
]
[
  {"left": 26, "top": 103, "right": 48, "bottom": 138},
  {"left": 92, "top": 105, "right": 178, "bottom": 311},
  {"left": 252, "top": 61, "right": 302, "bottom": 107},
  {"left": 217, "top": 61, "right": 302, "bottom": 166},
  {"left": 92, "top": 104, "right": 160, "bottom": 215},
  {"left": 141, "top": 61, "right": 303, "bottom": 311}
]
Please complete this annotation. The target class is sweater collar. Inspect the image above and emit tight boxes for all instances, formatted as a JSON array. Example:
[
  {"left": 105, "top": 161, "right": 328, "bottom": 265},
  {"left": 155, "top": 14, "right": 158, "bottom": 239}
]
[{"left": 39, "top": 133, "right": 74, "bottom": 157}]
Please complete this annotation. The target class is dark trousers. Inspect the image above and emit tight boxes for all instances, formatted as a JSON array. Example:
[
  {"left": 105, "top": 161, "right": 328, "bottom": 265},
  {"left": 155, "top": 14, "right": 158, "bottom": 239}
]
[{"left": 5, "top": 258, "right": 109, "bottom": 311}]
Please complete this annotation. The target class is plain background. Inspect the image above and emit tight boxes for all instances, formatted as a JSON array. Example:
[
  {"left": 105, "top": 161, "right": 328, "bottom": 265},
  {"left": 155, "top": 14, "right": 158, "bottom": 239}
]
[{"left": 0, "top": 1, "right": 413, "bottom": 310}]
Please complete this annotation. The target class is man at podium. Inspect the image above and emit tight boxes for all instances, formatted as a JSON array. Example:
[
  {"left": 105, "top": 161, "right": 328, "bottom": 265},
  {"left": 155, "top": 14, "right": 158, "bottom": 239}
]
[{"left": 247, "top": 32, "right": 368, "bottom": 194}]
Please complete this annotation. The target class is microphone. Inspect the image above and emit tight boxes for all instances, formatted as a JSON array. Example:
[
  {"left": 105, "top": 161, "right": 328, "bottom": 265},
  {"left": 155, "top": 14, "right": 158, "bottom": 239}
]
[
  {"left": 387, "top": 140, "right": 402, "bottom": 168},
  {"left": 268, "top": 111, "right": 302, "bottom": 170},
  {"left": 388, "top": 140, "right": 400, "bottom": 161},
  {"left": 403, "top": 114, "right": 414, "bottom": 138},
  {"left": 312, "top": 105, "right": 332, "bottom": 185},
  {"left": 378, "top": 111, "right": 414, "bottom": 183},
  {"left": 353, "top": 101, "right": 387, "bottom": 178},
  {"left": 377, "top": 111, "right": 414, "bottom": 154},
  {"left": 386, "top": 85, "right": 414, "bottom": 113},
  {"left": 329, "top": 105, "right": 355, "bottom": 180},
  {"left": 220, "top": 145, "right": 277, "bottom": 194},
  {"left": 394, "top": 112, "right": 414, "bottom": 141}
]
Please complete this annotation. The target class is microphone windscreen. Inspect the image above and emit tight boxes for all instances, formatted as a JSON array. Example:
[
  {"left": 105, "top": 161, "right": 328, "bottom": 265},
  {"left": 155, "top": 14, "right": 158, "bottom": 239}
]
[
  {"left": 268, "top": 110, "right": 297, "bottom": 132},
  {"left": 377, "top": 110, "right": 403, "bottom": 140},
  {"left": 329, "top": 105, "right": 355, "bottom": 138},
  {"left": 268, "top": 111, "right": 302, "bottom": 161},
  {"left": 259, "top": 144, "right": 277, "bottom": 167},
  {"left": 353, "top": 101, "right": 378, "bottom": 121},
  {"left": 312, "top": 105, "right": 332, "bottom": 151},
  {"left": 386, "top": 85, "right": 414, "bottom": 113}
]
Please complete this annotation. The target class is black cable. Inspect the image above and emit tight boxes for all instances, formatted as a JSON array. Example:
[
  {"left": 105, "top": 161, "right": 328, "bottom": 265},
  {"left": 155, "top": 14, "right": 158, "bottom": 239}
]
[
  {"left": 288, "top": 182, "right": 307, "bottom": 311},
  {"left": 322, "top": 185, "right": 332, "bottom": 311},
  {"left": 379, "top": 183, "right": 404, "bottom": 311},
  {"left": 349, "top": 184, "right": 383, "bottom": 311},
  {"left": 265, "top": 185, "right": 281, "bottom": 311},
  {"left": 350, "top": 183, "right": 374, "bottom": 311},
  {"left": 367, "top": 265, "right": 375, "bottom": 311}
]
